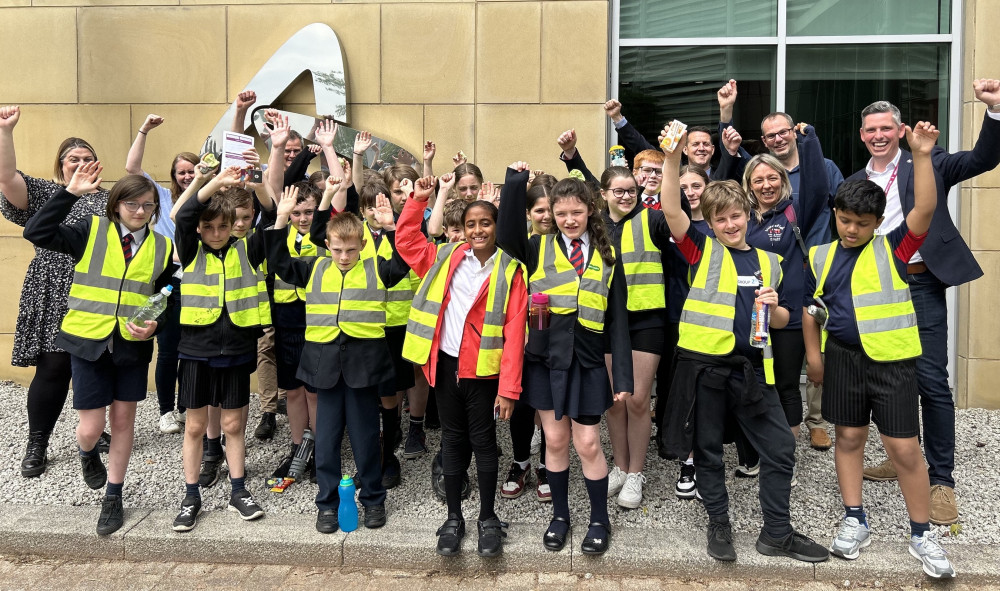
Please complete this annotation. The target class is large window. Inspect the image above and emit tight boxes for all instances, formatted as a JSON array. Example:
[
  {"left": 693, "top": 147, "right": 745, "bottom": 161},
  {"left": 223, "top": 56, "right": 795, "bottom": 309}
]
[{"left": 613, "top": 0, "right": 958, "bottom": 177}]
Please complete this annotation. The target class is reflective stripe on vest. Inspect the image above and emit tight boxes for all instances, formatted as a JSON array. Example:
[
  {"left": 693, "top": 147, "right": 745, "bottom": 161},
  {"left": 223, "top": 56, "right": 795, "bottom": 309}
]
[
  {"left": 809, "top": 238, "right": 920, "bottom": 361},
  {"left": 402, "top": 243, "right": 519, "bottom": 376},
  {"left": 402, "top": 242, "right": 463, "bottom": 364},
  {"left": 361, "top": 223, "right": 413, "bottom": 327},
  {"left": 677, "top": 239, "right": 780, "bottom": 384},
  {"left": 180, "top": 238, "right": 270, "bottom": 327},
  {"left": 304, "top": 257, "right": 386, "bottom": 342},
  {"left": 62, "top": 217, "right": 172, "bottom": 341},
  {"left": 620, "top": 209, "right": 665, "bottom": 312},
  {"left": 273, "top": 226, "right": 326, "bottom": 304},
  {"left": 527, "top": 234, "right": 613, "bottom": 333}
]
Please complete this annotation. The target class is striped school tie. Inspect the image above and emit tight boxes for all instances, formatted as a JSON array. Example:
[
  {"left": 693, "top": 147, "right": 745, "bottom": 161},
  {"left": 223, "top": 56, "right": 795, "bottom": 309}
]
[
  {"left": 569, "top": 239, "right": 584, "bottom": 276},
  {"left": 121, "top": 234, "right": 134, "bottom": 264}
]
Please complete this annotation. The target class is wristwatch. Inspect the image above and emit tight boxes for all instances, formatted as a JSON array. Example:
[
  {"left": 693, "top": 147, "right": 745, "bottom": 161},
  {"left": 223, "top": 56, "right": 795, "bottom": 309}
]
[{"left": 989, "top": 103, "right": 1000, "bottom": 113}]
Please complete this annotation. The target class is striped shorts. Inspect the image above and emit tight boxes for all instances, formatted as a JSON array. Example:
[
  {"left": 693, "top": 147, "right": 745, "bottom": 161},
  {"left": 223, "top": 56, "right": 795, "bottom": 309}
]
[{"left": 822, "top": 335, "right": 920, "bottom": 438}]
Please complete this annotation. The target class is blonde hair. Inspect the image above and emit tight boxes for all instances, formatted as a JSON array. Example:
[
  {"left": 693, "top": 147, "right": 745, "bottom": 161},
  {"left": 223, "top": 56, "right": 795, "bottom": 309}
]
[
  {"left": 700, "top": 180, "right": 760, "bottom": 224},
  {"left": 326, "top": 211, "right": 365, "bottom": 243},
  {"left": 742, "top": 154, "right": 792, "bottom": 211}
]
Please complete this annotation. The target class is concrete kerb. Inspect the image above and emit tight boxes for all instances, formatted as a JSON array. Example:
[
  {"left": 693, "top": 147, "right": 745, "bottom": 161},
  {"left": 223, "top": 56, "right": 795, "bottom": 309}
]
[{"left": 1, "top": 505, "right": 999, "bottom": 584}]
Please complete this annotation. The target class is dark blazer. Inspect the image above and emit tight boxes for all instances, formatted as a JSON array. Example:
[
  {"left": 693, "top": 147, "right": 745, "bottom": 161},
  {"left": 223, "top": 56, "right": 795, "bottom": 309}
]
[
  {"left": 846, "top": 111, "right": 1000, "bottom": 287},
  {"left": 265, "top": 227, "right": 410, "bottom": 390},
  {"left": 497, "top": 168, "right": 634, "bottom": 394}
]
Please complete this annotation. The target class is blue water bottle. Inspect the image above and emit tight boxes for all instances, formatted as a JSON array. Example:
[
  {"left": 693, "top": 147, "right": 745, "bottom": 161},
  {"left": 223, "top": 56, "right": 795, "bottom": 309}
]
[{"left": 338, "top": 475, "right": 358, "bottom": 532}]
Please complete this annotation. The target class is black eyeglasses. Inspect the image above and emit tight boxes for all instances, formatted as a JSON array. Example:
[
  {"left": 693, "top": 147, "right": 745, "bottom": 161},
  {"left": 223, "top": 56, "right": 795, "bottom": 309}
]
[
  {"left": 610, "top": 188, "right": 638, "bottom": 198},
  {"left": 763, "top": 128, "right": 793, "bottom": 142}
]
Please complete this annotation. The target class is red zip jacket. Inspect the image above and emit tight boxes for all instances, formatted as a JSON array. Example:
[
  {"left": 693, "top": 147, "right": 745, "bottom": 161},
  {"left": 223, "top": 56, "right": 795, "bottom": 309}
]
[{"left": 396, "top": 197, "right": 527, "bottom": 399}]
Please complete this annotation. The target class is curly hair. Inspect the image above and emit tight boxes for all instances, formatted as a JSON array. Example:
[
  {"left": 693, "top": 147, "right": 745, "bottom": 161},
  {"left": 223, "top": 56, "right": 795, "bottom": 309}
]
[{"left": 549, "top": 178, "right": 615, "bottom": 267}]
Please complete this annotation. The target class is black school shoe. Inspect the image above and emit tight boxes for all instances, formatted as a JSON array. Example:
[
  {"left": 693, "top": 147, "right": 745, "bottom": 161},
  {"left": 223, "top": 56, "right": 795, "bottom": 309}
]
[
  {"left": 581, "top": 522, "right": 611, "bottom": 555},
  {"left": 96, "top": 495, "right": 124, "bottom": 535},
  {"left": 97, "top": 432, "right": 111, "bottom": 454},
  {"left": 228, "top": 489, "right": 265, "bottom": 521},
  {"left": 21, "top": 431, "right": 48, "bottom": 478},
  {"left": 477, "top": 517, "right": 508, "bottom": 557},
  {"left": 172, "top": 495, "right": 202, "bottom": 532},
  {"left": 364, "top": 504, "right": 387, "bottom": 529},
  {"left": 543, "top": 516, "right": 570, "bottom": 551},
  {"left": 80, "top": 454, "right": 107, "bottom": 490},
  {"left": 198, "top": 454, "right": 224, "bottom": 488},
  {"left": 254, "top": 412, "right": 276, "bottom": 440},
  {"left": 316, "top": 509, "right": 338, "bottom": 534},
  {"left": 436, "top": 513, "right": 465, "bottom": 556},
  {"left": 382, "top": 454, "right": 402, "bottom": 490},
  {"left": 756, "top": 530, "right": 830, "bottom": 562}
]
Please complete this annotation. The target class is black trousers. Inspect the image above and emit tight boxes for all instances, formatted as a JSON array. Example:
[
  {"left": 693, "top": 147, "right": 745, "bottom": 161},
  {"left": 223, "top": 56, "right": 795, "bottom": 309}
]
[
  {"left": 435, "top": 353, "right": 499, "bottom": 477},
  {"left": 770, "top": 327, "right": 806, "bottom": 427},
  {"left": 510, "top": 398, "right": 545, "bottom": 464},
  {"left": 692, "top": 364, "right": 795, "bottom": 539},
  {"left": 654, "top": 322, "right": 680, "bottom": 455}
]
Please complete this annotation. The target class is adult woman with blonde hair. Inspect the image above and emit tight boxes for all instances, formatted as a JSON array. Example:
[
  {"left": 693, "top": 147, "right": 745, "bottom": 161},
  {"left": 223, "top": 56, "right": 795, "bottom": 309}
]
[{"left": 0, "top": 106, "right": 111, "bottom": 478}]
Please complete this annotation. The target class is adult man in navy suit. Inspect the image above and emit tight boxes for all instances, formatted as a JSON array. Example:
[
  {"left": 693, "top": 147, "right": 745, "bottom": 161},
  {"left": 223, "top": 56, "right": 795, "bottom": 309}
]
[{"left": 846, "top": 78, "right": 1000, "bottom": 525}]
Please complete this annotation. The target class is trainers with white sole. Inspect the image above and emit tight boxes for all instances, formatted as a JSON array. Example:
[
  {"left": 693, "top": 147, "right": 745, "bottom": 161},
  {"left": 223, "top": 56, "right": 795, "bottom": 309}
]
[
  {"left": 830, "top": 516, "right": 871, "bottom": 560},
  {"left": 159, "top": 412, "right": 182, "bottom": 434},
  {"left": 675, "top": 462, "right": 697, "bottom": 499},
  {"left": 909, "top": 531, "right": 956, "bottom": 578},
  {"left": 607, "top": 465, "right": 627, "bottom": 496},
  {"left": 617, "top": 472, "right": 645, "bottom": 509}
]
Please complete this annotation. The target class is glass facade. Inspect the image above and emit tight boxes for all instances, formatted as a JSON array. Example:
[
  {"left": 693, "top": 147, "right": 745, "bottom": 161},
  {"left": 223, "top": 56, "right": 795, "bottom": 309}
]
[{"left": 786, "top": 0, "right": 950, "bottom": 36}]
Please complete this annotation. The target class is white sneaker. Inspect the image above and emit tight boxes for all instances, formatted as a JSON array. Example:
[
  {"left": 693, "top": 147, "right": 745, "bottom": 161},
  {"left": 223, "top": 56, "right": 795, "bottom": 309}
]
[
  {"left": 174, "top": 410, "right": 186, "bottom": 424},
  {"left": 910, "top": 531, "right": 956, "bottom": 578},
  {"left": 790, "top": 465, "right": 799, "bottom": 488},
  {"left": 159, "top": 412, "right": 182, "bottom": 434},
  {"left": 617, "top": 472, "right": 645, "bottom": 509},
  {"left": 607, "top": 465, "right": 627, "bottom": 496},
  {"left": 830, "top": 516, "right": 871, "bottom": 560},
  {"left": 530, "top": 427, "right": 542, "bottom": 456}
]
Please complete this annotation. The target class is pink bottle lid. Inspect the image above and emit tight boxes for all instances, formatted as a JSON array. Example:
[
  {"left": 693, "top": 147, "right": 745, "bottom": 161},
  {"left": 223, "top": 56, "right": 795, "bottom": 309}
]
[{"left": 531, "top": 293, "right": 549, "bottom": 305}]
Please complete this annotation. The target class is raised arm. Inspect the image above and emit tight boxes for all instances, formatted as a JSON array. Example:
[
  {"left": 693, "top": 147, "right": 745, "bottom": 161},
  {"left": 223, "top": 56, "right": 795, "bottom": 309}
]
[
  {"left": 658, "top": 126, "right": 690, "bottom": 239},
  {"left": 314, "top": 119, "right": 348, "bottom": 184},
  {"left": 394, "top": 176, "right": 440, "bottom": 277},
  {"left": 230, "top": 91, "right": 256, "bottom": 134},
  {"left": 794, "top": 123, "right": 830, "bottom": 236},
  {"left": 23, "top": 161, "right": 102, "bottom": 259},
  {"left": 125, "top": 114, "right": 164, "bottom": 175},
  {"left": 264, "top": 114, "right": 290, "bottom": 209},
  {"left": 426, "top": 172, "right": 456, "bottom": 238},
  {"left": 557, "top": 129, "right": 598, "bottom": 186},
  {"left": 496, "top": 163, "right": 537, "bottom": 273},
  {"left": 0, "top": 106, "right": 28, "bottom": 210},
  {"left": 718, "top": 79, "right": 737, "bottom": 124},
  {"left": 267, "top": 185, "right": 313, "bottom": 287},
  {"left": 422, "top": 141, "right": 436, "bottom": 177},
  {"left": 905, "top": 121, "right": 941, "bottom": 236},
  {"left": 352, "top": 131, "right": 373, "bottom": 191},
  {"left": 170, "top": 155, "right": 215, "bottom": 222}
]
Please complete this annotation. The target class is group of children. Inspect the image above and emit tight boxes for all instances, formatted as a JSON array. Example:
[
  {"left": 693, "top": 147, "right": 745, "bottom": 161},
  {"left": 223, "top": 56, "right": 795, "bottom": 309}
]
[{"left": 11, "top": 95, "right": 956, "bottom": 578}]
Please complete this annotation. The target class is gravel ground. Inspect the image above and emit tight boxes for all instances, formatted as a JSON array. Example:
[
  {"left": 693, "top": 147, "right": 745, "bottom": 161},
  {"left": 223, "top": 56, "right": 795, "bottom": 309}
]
[{"left": 1, "top": 379, "right": 997, "bottom": 546}]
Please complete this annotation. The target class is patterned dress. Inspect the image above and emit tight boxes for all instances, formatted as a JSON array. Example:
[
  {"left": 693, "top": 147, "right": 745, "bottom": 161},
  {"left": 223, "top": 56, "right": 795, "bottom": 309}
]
[{"left": 0, "top": 171, "right": 109, "bottom": 366}]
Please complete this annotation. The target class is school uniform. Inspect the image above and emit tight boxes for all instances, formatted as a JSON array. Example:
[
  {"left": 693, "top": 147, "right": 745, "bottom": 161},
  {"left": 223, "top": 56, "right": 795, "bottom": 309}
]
[
  {"left": 265, "top": 225, "right": 409, "bottom": 511},
  {"left": 271, "top": 226, "right": 324, "bottom": 393},
  {"left": 23, "top": 188, "right": 175, "bottom": 409},
  {"left": 663, "top": 224, "right": 799, "bottom": 541},
  {"left": 173, "top": 197, "right": 270, "bottom": 410}
]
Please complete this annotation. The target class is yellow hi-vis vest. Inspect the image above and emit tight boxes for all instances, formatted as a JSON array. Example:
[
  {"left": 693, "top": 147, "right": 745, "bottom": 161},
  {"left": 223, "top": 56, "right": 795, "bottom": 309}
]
[
  {"left": 180, "top": 238, "right": 271, "bottom": 327},
  {"left": 620, "top": 208, "right": 665, "bottom": 312},
  {"left": 527, "top": 234, "right": 614, "bottom": 333},
  {"left": 809, "top": 237, "right": 921, "bottom": 361},
  {"left": 677, "top": 239, "right": 781, "bottom": 384},
  {"left": 360, "top": 223, "right": 414, "bottom": 327},
  {"left": 304, "top": 257, "right": 386, "bottom": 342},
  {"left": 273, "top": 227, "right": 327, "bottom": 304},
  {"left": 61, "top": 217, "right": 172, "bottom": 341},
  {"left": 402, "top": 243, "right": 520, "bottom": 376}
]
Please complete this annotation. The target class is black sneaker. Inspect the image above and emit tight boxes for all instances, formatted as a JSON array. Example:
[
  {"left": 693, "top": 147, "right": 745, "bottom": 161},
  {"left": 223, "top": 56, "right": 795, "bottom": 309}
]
[
  {"left": 316, "top": 509, "right": 338, "bottom": 534},
  {"left": 276, "top": 398, "right": 287, "bottom": 416},
  {"left": 80, "top": 453, "right": 107, "bottom": 490},
  {"left": 364, "top": 504, "right": 387, "bottom": 529},
  {"left": 198, "top": 455, "right": 224, "bottom": 488},
  {"left": 97, "top": 432, "right": 111, "bottom": 454},
  {"left": 96, "top": 495, "right": 124, "bottom": 536},
  {"left": 172, "top": 495, "right": 202, "bottom": 532},
  {"left": 436, "top": 513, "right": 465, "bottom": 556},
  {"left": 477, "top": 517, "right": 508, "bottom": 557},
  {"left": 228, "top": 489, "right": 265, "bottom": 521},
  {"left": 382, "top": 454, "right": 402, "bottom": 490},
  {"left": 707, "top": 520, "right": 736, "bottom": 561},
  {"left": 756, "top": 530, "right": 830, "bottom": 563},
  {"left": 403, "top": 425, "right": 427, "bottom": 459},
  {"left": 254, "top": 412, "right": 276, "bottom": 440}
]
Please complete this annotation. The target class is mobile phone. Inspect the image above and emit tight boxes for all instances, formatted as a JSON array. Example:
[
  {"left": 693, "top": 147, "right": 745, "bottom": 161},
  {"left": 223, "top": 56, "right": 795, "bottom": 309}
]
[
  {"left": 493, "top": 403, "right": 501, "bottom": 421},
  {"left": 248, "top": 168, "right": 263, "bottom": 183}
]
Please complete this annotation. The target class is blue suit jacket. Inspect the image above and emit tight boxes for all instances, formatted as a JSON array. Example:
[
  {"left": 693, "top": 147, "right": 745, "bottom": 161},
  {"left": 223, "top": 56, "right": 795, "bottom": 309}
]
[{"left": 846, "top": 111, "right": 1000, "bottom": 287}]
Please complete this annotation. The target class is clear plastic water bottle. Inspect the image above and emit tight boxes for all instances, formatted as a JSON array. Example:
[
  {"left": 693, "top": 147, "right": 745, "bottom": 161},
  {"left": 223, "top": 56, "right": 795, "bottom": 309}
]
[
  {"left": 750, "top": 271, "right": 769, "bottom": 349},
  {"left": 529, "top": 293, "right": 550, "bottom": 330},
  {"left": 338, "top": 475, "right": 358, "bottom": 532},
  {"left": 129, "top": 285, "right": 173, "bottom": 327},
  {"left": 287, "top": 429, "right": 314, "bottom": 480}
]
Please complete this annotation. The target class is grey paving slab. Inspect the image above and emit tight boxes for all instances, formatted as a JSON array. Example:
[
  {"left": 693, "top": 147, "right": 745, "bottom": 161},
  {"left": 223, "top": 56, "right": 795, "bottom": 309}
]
[
  {"left": 0, "top": 505, "right": 150, "bottom": 561},
  {"left": 122, "top": 510, "right": 344, "bottom": 566},
  {"left": 568, "top": 526, "right": 815, "bottom": 582},
  {"left": 341, "top": 521, "right": 571, "bottom": 575}
]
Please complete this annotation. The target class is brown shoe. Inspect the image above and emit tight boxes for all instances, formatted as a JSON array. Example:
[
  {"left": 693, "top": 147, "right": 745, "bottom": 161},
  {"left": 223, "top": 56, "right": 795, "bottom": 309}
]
[
  {"left": 929, "top": 485, "right": 959, "bottom": 525},
  {"left": 809, "top": 428, "right": 832, "bottom": 450},
  {"left": 862, "top": 458, "right": 897, "bottom": 481}
]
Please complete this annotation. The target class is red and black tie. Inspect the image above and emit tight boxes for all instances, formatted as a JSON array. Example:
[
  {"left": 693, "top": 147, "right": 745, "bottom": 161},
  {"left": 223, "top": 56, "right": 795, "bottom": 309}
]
[
  {"left": 121, "top": 233, "right": 134, "bottom": 264},
  {"left": 569, "top": 238, "right": 584, "bottom": 276}
]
